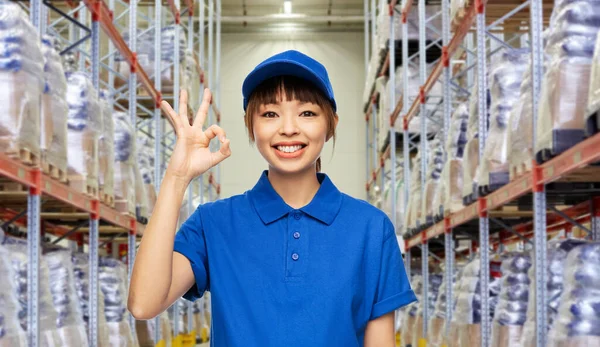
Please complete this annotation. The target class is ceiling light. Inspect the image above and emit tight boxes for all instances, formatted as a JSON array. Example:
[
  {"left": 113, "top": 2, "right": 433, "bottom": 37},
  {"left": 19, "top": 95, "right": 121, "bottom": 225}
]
[{"left": 283, "top": 0, "right": 292, "bottom": 14}]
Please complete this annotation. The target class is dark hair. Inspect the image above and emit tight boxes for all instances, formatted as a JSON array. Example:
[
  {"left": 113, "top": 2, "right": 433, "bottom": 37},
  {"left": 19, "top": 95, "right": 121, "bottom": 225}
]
[{"left": 243, "top": 75, "right": 337, "bottom": 172}]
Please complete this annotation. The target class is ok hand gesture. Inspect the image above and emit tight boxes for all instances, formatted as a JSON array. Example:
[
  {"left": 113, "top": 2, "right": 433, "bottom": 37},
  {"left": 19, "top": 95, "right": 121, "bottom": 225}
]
[{"left": 162, "top": 88, "right": 231, "bottom": 185}]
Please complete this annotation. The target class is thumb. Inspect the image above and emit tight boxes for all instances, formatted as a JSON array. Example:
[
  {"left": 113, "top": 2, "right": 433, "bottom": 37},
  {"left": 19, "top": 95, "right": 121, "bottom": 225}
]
[{"left": 210, "top": 138, "right": 231, "bottom": 167}]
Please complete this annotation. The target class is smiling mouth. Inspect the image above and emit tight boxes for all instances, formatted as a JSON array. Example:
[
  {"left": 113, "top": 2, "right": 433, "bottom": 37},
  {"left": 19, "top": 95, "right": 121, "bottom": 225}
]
[{"left": 274, "top": 144, "right": 306, "bottom": 153}]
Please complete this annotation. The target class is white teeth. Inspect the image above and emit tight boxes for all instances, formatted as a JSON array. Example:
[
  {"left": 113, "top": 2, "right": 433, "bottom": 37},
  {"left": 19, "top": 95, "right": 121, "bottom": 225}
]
[{"left": 277, "top": 145, "right": 303, "bottom": 153}]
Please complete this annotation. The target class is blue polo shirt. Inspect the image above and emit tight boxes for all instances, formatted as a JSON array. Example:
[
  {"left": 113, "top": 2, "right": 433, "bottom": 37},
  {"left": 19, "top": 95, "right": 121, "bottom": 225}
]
[{"left": 173, "top": 171, "right": 416, "bottom": 346}]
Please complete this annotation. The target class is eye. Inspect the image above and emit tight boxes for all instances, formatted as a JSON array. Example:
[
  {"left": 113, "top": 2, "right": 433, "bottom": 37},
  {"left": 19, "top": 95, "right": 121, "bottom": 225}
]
[
  {"left": 262, "top": 112, "right": 278, "bottom": 118},
  {"left": 301, "top": 111, "right": 317, "bottom": 117}
]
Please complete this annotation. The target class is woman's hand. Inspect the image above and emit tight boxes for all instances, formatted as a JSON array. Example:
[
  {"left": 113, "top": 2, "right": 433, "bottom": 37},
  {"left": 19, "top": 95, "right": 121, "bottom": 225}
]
[{"left": 161, "top": 88, "right": 231, "bottom": 184}]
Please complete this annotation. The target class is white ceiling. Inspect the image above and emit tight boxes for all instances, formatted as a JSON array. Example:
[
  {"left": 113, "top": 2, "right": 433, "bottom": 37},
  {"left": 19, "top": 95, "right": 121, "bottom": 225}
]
[{"left": 221, "top": 0, "right": 365, "bottom": 16}]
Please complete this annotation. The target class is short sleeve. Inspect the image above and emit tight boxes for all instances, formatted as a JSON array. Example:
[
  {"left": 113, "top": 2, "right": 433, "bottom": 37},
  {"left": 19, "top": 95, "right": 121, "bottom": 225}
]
[
  {"left": 370, "top": 217, "right": 417, "bottom": 320},
  {"left": 173, "top": 206, "right": 209, "bottom": 301}
]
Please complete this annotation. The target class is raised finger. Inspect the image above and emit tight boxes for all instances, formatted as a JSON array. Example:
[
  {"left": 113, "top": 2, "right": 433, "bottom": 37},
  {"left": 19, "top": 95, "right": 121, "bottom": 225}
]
[
  {"left": 161, "top": 100, "right": 181, "bottom": 135},
  {"left": 193, "top": 88, "right": 212, "bottom": 129},
  {"left": 203, "top": 124, "right": 226, "bottom": 141},
  {"left": 179, "top": 89, "right": 189, "bottom": 125}
]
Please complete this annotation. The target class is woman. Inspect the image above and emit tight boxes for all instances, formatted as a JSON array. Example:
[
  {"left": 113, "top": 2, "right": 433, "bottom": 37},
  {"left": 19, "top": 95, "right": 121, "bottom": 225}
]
[{"left": 128, "top": 50, "right": 416, "bottom": 346}]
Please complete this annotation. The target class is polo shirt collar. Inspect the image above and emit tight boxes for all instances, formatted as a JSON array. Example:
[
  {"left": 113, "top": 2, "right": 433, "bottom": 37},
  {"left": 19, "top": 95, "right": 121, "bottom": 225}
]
[{"left": 248, "top": 170, "right": 343, "bottom": 226}]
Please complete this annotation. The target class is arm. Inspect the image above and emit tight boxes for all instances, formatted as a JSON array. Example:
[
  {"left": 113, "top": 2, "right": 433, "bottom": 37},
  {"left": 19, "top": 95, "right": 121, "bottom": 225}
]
[
  {"left": 364, "top": 312, "right": 396, "bottom": 347},
  {"left": 128, "top": 89, "right": 231, "bottom": 320}
]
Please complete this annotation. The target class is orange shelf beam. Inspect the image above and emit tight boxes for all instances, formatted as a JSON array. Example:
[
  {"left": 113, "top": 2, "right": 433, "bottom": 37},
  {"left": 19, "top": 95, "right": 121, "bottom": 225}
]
[
  {"left": 0, "top": 153, "right": 142, "bottom": 235},
  {"left": 405, "top": 133, "right": 600, "bottom": 249}
]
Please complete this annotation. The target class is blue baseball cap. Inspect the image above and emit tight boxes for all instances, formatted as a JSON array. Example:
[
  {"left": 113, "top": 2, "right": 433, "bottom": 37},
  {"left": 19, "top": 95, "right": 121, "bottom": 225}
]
[{"left": 242, "top": 50, "right": 337, "bottom": 112}]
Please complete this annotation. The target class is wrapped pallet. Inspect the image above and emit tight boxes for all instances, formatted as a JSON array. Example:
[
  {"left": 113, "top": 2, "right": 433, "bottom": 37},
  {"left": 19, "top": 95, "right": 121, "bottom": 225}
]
[
  {"left": 383, "top": 64, "right": 443, "bottom": 138},
  {"left": 44, "top": 247, "right": 89, "bottom": 346},
  {"left": 535, "top": 0, "right": 600, "bottom": 161},
  {"left": 113, "top": 112, "right": 136, "bottom": 215},
  {"left": 136, "top": 312, "right": 172, "bottom": 347},
  {"left": 137, "top": 136, "right": 156, "bottom": 214},
  {"left": 462, "top": 80, "right": 490, "bottom": 204},
  {"left": 40, "top": 34, "right": 68, "bottom": 180},
  {"left": 2, "top": 237, "right": 61, "bottom": 346},
  {"left": 115, "top": 29, "right": 153, "bottom": 85},
  {"left": 0, "top": 238, "right": 26, "bottom": 347},
  {"left": 442, "top": 103, "right": 469, "bottom": 214},
  {"left": 401, "top": 275, "right": 422, "bottom": 347},
  {"left": 412, "top": 273, "right": 443, "bottom": 346},
  {"left": 449, "top": 257, "right": 502, "bottom": 347},
  {"left": 72, "top": 252, "right": 110, "bottom": 346},
  {"left": 381, "top": 164, "right": 405, "bottom": 233},
  {"left": 98, "top": 90, "right": 115, "bottom": 204},
  {"left": 521, "top": 239, "right": 586, "bottom": 346},
  {"left": 403, "top": 153, "right": 422, "bottom": 237},
  {"left": 158, "top": 25, "right": 187, "bottom": 91},
  {"left": 491, "top": 252, "right": 532, "bottom": 347},
  {"left": 0, "top": 1, "right": 44, "bottom": 163},
  {"left": 548, "top": 242, "right": 600, "bottom": 347},
  {"left": 478, "top": 49, "right": 528, "bottom": 193},
  {"left": 428, "top": 266, "right": 462, "bottom": 347},
  {"left": 507, "top": 58, "right": 534, "bottom": 179},
  {"left": 99, "top": 257, "right": 136, "bottom": 347},
  {"left": 422, "top": 137, "right": 445, "bottom": 224},
  {"left": 66, "top": 71, "right": 101, "bottom": 195}
]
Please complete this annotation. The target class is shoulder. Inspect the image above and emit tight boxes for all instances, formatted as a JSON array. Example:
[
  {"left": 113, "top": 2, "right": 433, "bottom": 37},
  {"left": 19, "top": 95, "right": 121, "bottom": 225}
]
[
  {"left": 197, "top": 192, "right": 250, "bottom": 215},
  {"left": 338, "top": 193, "right": 395, "bottom": 238}
]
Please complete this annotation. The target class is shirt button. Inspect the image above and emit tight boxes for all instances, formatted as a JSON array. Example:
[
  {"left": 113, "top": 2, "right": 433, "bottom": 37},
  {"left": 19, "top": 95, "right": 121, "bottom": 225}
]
[
  {"left": 294, "top": 212, "right": 302, "bottom": 220},
  {"left": 291, "top": 253, "right": 299, "bottom": 261},
  {"left": 293, "top": 232, "right": 300, "bottom": 239}
]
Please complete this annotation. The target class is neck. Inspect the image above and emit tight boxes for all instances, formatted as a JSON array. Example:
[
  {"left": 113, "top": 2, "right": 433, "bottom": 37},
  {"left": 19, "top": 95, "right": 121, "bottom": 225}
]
[{"left": 267, "top": 166, "right": 321, "bottom": 209}]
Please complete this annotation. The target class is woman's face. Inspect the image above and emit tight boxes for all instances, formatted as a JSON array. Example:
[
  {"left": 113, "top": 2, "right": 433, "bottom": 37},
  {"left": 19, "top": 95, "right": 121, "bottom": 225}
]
[{"left": 252, "top": 98, "right": 330, "bottom": 175}]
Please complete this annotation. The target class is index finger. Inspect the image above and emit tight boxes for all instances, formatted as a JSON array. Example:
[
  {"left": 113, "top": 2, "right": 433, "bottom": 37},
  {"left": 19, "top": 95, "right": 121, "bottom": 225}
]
[{"left": 193, "top": 88, "right": 212, "bottom": 129}]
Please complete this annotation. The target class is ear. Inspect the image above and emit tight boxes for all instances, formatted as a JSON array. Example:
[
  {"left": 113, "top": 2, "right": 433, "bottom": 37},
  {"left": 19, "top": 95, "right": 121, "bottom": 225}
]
[{"left": 326, "top": 114, "right": 339, "bottom": 142}]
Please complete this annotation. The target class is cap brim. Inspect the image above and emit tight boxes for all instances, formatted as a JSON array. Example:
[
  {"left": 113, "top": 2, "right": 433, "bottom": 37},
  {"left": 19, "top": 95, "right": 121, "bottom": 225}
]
[{"left": 242, "top": 60, "right": 334, "bottom": 111}]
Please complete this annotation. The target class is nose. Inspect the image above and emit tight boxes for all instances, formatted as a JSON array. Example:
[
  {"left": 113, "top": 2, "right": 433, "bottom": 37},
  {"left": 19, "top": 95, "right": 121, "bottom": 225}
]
[{"left": 279, "top": 113, "right": 299, "bottom": 136}]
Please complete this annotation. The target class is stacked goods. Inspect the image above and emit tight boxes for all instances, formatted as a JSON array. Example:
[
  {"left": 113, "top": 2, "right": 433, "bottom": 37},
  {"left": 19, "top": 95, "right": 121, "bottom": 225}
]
[
  {"left": 72, "top": 252, "right": 110, "bottom": 346},
  {"left": 442, "top": 103, "right": 469, "bottom": 214},
  {"left": 477, "top": 49, "right": 529, "bottom": 193},
  {"left": 66, "top": 71, "right": 101, "bottom": 196},
  {"left": 382, "top": 164, "right": 404, "bottom": 232},
  {"left": 379, "top": 64, "right": 443, "bottom": 139},
  {"left": 99, "top": 257, "right": 136, "bottom": 347},
  {"left": 115, "top": 29, "right": 154, "bottom": 85},
  {"left": 521, "top": 239, "right": 585, "bottom": 346},
  {"left": 137, "top": 136, "right": 157, "bottom": 214},
  {"left": 98, "top": 90, "right": 115, "bottom": 205},
  {"left": 400, "top": 274, "right": 422, "bottom": 347},
  {"left": 548, "top": 242, "right": 600, "bottom": 347},
  {"left": 404, "top": 153, "right": 422, "bottom": 236},
  {"left": 159, "top": 25, "right": 187, "bottom": 91},
  {"left": 136, "top": 312, "right": 172, "bottom": 347},
  {"left": 491, "top": 252, "right": 532, "bottom": 347},
  {"left": 0, "top": 238, "right": 26, "bottom": 347},
  {"left": 0, "top": 1, "right": 44, "bottom": 164},
  {"left": 2, "top": 237, "right": 60, "bottom": 346},
  {"left": 462, "top": 79, "right": 490, "bottom": 204},
  {"left": 40, "top": 34, "right": 68, "bottom": 180},
  {"left": 412, "top": 273, "right": 444, "bottom": 346},
  {"left": 113, "top": 112, "right": 136, "bottom": 215},
  {"left": 182, "top": 50, "right": 201, "bottom": 112},
  {"left": 193, "top": 301, "right": 209, "bottom": 342},
  {"left": 507, "top": 55, "right": 535, "bottom": 178},
  {"left": 428, "top": 267, "right": 461, "bottom": 347},
  {"left": 44, "top": 247, "right": 89, "bottom": 346},
  {"left": 134, "top": 160, "right": 149, "bottom": 222},
  {"left": 535, "top": 0, "right": 600, "bottom": 161},
  {"left": 422, "top": 137, "right": 445, "bottom": 224},
  {"left": 449, "top": 258, "right": 502, "bottom": 347}
]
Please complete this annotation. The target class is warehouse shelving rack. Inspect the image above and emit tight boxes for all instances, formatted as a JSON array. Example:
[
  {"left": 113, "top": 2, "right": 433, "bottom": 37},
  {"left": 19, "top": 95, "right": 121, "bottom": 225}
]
[
  {"left": 0, "top": 1, "right": 222, "bottom": 347},
  {"left": 364, "top": 0, "right": 600, "bottom": 346}
]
